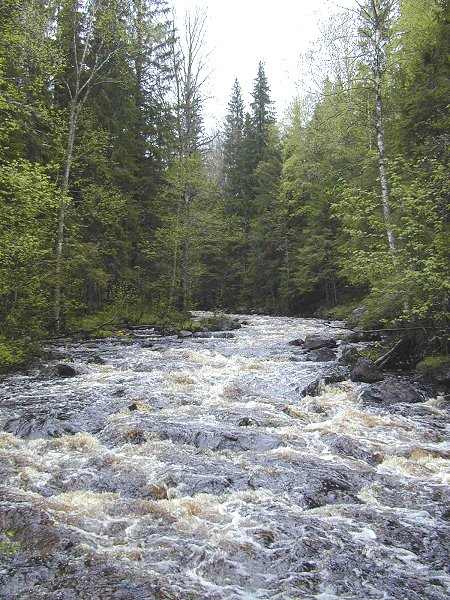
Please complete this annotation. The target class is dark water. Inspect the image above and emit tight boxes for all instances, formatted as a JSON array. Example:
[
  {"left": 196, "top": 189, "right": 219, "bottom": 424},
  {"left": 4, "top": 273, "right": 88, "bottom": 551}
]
[{"left": 0, "top": 315, "right": 449, "bottom": 599}]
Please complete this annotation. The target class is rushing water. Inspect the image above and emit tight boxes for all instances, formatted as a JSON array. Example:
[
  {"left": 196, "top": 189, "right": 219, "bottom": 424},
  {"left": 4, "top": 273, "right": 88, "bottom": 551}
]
[{"left": 0, "top": 315, "right": 449, "bottom": 600}]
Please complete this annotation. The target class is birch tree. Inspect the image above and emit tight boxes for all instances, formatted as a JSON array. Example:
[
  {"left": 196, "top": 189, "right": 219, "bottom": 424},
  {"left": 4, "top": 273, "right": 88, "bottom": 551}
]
[
  {"left": 54, "top": 0, "right": 121, "bottom": 331},
  {"left": 356, "top": 0, "right": 398, "bottom": 252},
  {"left": 170, "top": 9, "right": 208, "bottom": 310}
]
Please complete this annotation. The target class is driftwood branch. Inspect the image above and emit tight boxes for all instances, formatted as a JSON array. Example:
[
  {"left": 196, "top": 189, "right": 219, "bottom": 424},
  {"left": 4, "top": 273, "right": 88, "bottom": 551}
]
[
  {"left": 374, "top": 339, "right": 404, "bottom": 368},
  {"left": 323, "top": 324, "right": 443, "bottom": 333}
]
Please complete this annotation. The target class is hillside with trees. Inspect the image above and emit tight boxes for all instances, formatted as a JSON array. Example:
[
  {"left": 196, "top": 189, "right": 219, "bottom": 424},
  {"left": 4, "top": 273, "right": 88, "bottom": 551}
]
[{"left": 0, "top": 0, "right": 448, "bottom": 370}]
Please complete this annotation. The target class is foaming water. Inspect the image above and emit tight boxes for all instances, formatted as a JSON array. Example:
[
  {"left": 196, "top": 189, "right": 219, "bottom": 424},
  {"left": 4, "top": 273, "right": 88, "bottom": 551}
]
[{"left": 0, "top": 314, "right": 449, "bottom": 599}]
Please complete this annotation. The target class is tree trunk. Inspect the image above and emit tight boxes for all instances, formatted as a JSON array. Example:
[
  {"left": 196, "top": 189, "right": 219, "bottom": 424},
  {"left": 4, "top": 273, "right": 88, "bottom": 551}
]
[
  {"left": 169, "top": 200, "right": 181, "bottom": 308},
  {"left": 374, "top": 77, "right": 396, "bottom": 252},
  {"left": 54, "top": 99, "right": 78, "bottom": 331},
  {"left": 181, "top": 186, "right": 192, "bottom": 311}
]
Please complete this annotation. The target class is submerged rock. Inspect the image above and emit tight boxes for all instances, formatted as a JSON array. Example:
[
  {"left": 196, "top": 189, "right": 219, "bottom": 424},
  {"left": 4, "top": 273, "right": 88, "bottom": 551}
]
[
  {"left": 323, "top": 366, "right": 349, "bottom": 384},
  {"left": 87, "top": 354, "right": 105, "bottom": 365},
  {"left": 304, "top": 347, "right": 337, "bottom": 362},
  {"left": 300, "top": 379, "right": 321, "bottom": 397},
  {"left": 338, "top": 344, "right": 362, "bottom": 366},
  {"left": 351, "top": 358, "right": 384, "bottom": 383},
  {"left": 193, "top": 331, "right": 236, "bottom": 339}
]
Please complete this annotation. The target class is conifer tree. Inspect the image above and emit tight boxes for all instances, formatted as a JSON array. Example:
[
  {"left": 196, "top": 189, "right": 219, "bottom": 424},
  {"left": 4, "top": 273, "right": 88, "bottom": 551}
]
[
  {"left": 250, "top": 61, "right": 274, "bottom": 162},
  {"left": 223, "top": 78, "right": 245, "bottom": 208}
]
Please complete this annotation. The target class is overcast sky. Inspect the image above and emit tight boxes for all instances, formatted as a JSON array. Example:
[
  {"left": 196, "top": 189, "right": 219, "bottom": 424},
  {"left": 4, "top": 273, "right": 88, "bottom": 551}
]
[{"left": 172, "top": 0, "right": 349, "bottom": 128}]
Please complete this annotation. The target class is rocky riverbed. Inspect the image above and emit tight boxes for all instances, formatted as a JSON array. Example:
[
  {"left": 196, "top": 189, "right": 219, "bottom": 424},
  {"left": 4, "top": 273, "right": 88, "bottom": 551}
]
[{"left": 0, "top": 314, "right": 449, "bottom": 599}]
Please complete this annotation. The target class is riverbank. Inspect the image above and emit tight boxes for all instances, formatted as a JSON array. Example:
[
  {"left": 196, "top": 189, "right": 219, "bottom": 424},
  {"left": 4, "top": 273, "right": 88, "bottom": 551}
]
[{"left": 0, "top": 310, "right": 243, "bottom": 376}]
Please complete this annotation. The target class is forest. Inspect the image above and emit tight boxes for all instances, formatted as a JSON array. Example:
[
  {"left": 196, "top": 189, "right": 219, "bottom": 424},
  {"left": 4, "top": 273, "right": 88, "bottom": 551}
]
[{"left": 0, "top": 0, "right": 448, "bottom": 371}]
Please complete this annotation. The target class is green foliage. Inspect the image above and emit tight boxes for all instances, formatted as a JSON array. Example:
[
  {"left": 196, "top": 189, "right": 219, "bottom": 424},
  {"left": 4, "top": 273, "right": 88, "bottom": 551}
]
[
  {"left": 416, "top": 355, "right": 449, "bottom": 371},
  {"left": 333, "top": 155, "right": 449, "bottom": 326},
  {"left": 0, "top": 160, "right": 63, "bottom": 335},
  {"left": 0, "top": 336, "right": 39, "bottom": 373}
]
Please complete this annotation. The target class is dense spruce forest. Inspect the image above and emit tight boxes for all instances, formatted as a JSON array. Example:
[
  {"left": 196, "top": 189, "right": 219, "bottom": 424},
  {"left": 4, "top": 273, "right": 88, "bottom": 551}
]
[{"left": 0, "top": 0, "right": 448, "bottom": 371}]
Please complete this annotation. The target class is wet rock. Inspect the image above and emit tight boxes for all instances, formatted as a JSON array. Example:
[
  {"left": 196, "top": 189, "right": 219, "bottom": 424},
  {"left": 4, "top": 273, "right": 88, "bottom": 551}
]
[
  {"left": 54, "top": 363, "right": 78, "bottom": 378},
  {"left": 288, "top": 338, "right": 305, "bottom": 347},
  {"left": 238, "top": 417, "right": 255, "bottom": 427},
  {"left": 359, "top": 378, "right": 426, "bottom": 405},
  {"left": 304, "top": 335, "right": 337, "bottom": 350},
  {"left": 149, "top": 344, "right": 167, "bottom": 351},
  {"left": 0, "top": 501, "right": 62, "bottom": 557},
  {"left": 351, "top": 358, "right": 384, "bottom": 383},
  {"left": 298, "top": 368, "right": 348, "bottom": 398},
  {"left": 4, "top": 415, "right": 76, "bottom": 439},
  {"left": 190, "top": 475, "right": 233, "bottom": 495},
  {"left": 304, "top": 347, "right": 337, "bottom": 362},
  {"left": 194, "top": 429, "right": 281, "bottom": 452},
  {"left": 300, "top": 379, "right": 321, "bottom": 397},
  {"left": 117, "top": 338, "right": 134, "bottom": 345},
  {"left": 322, "top": 433, "right": 383, "bottom": 465},
  {"left": 140, "top": 341, "right": 154, "bottom": 348}
]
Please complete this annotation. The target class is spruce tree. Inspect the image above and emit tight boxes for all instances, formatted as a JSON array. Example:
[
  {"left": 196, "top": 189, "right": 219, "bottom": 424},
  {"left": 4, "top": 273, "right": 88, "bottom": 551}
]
[
  {"left": 223, "top": 78, "right": 245, "bottom": 208},
  {"left": 250, "top": 61, "right": 274, "bottom": 162}
]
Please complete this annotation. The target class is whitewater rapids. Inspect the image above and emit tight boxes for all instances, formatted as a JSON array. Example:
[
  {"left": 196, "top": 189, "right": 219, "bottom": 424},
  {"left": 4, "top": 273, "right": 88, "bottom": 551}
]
[{"left": 0, "top": 315, "right": 449, "bottom": 599}]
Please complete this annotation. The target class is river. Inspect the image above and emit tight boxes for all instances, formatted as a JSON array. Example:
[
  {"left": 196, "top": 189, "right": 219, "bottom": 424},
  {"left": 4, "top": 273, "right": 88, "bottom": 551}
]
[{"left": 0, "top": 314, "right": 449, "bottom": 599}]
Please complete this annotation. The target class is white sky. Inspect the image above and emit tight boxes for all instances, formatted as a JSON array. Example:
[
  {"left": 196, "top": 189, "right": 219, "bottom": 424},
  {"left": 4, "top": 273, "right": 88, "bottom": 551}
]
[{"left": 172, "top": 0, "right": 350, "bottom": 129}]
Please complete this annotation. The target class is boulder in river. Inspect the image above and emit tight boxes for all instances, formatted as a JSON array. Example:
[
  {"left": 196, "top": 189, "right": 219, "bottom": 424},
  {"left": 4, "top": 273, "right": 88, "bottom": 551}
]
[
  {"left": 350, "top": 358, "right": 383, "bottom": 383},
  {"left": 300, "top": 379, "right": 321, "bottom": 397},
  {"left": 359, "top": 378, "right": 426, "bottom": 405},
  {"left": 178, "top": 330, "right": 193, "bottom": 338},
  {"left": 199, "top": 315, "right": 241, "bottom": 332},
  {"left": 304, "top": 335, "right": 337, "bottom": 350},
  {"left": 53, "top": 363, "right": 78, "bottom": 378}
]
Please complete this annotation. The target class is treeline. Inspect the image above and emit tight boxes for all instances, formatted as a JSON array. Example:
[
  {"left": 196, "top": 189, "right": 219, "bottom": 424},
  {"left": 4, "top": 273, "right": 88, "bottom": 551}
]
[
  {"left": 202, "top": 0, "right": 449, "bottom": 326},
  {"left": 0, "top": 0, "right": 448, "bottom": 365}
]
